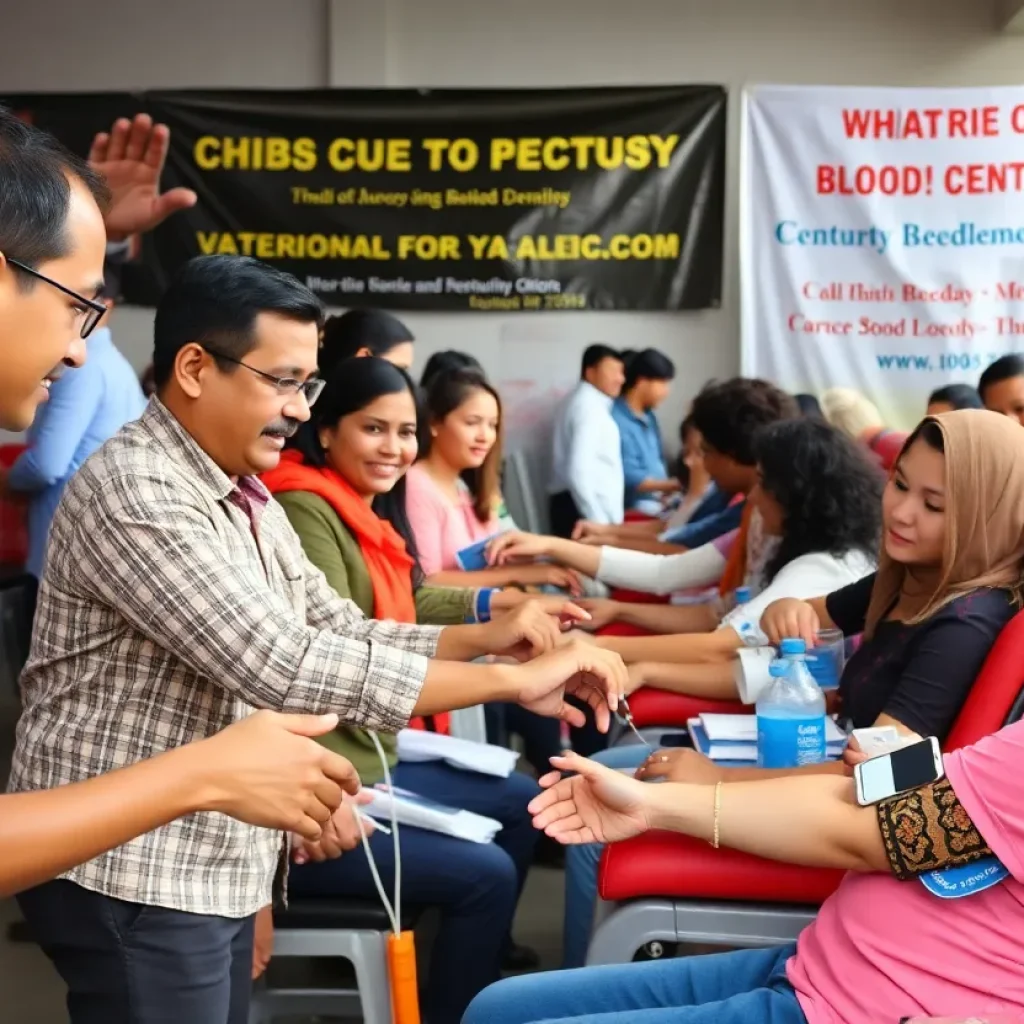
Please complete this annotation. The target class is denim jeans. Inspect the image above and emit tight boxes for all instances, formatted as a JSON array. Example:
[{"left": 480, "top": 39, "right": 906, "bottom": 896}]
[
  {"left": 563, "top": 743, "right": 650, "bottom": 967},
  {"left": 462, "top": 943, "right": 806, "bottom": 1024},
  {"left": 290, "top": 761, "right": 540, "bottom": 1024}
]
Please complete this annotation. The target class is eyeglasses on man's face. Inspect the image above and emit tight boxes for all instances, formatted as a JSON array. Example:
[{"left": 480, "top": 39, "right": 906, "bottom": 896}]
[
  {"left": 7, "top": 258, "right": 107, "bottom": 339},
  {"left": 203, "top": 348, "right": 325, "bottom": 406}
]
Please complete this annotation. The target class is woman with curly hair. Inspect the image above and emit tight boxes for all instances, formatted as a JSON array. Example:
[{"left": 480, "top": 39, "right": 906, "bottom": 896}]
[{"left": 488, "top": 418, "right": 881, "bottom": 685}]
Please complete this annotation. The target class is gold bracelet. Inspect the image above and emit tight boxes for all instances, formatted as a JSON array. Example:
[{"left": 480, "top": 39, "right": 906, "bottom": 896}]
[{"left": 710, "top": 781, "right": 722, "bottom": 849}]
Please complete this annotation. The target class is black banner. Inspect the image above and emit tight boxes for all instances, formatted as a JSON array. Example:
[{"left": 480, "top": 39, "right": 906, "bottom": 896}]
[{"left": 6, "top": 87, "right": 726, "bottom": 311}]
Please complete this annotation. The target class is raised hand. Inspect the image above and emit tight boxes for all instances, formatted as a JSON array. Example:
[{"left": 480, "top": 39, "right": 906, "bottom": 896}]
[
  {"left": 89, "top": 113, "right": 197, "bottom": 240},
  {"left": 530, "top": 751, "right": 652, "bottom": 845}
]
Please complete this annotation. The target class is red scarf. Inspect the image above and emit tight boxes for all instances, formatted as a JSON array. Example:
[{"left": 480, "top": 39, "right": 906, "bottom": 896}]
[{"left": 264, "top": 451, "right": 447, "bottom": 733}]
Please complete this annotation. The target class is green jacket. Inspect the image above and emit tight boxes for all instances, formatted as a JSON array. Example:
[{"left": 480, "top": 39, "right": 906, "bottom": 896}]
[{"left": 276, "top": 489, "right": 475, "bottom": 784}]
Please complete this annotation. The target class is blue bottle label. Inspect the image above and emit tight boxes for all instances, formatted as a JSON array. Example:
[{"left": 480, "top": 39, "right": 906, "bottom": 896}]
[{"left": 757, "top": 714, "right": 827, "bottom": 768}]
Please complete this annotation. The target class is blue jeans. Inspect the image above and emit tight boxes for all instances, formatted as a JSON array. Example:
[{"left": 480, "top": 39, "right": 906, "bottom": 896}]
[
  {"left": 564, "top": 743, "right": 650, "bottom": 967},
  {"left": 463, "top": 943, "right": 805, "bottom": 1024},
  {"left": 290, "top": 761, "right": 540, "bottom": 1024}
]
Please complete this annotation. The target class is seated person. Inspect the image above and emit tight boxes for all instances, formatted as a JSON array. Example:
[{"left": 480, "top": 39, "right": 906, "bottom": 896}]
[
  {"left": 821, "top": 386, "right": 907, "bottom": 471},
  {"left": 577, "top": 378, "right": 798, "bottom": 554},
  {"left": 979, "top": 353, "right": 1024, "bottom": 426},
  {"left": 467, "top": 720, "right": 1024, "bottom": 1024},
  {"left": 611, "top": 348, "right": 681, "bottom": 515},
  {"left": 319, "top": 307, "right": 415, "bottom": 370},
  {"left": 572, "top": 415, "right": 725, "bottom": 550},
  {"left": 490, "top": 417, "right": 881, "bottom": 702},
  {"left": 262, "top": 357, "right": 565, "bottom": 1020},
  {"left": 406, "top": 367, "right": 579, "bottom": 593},
  {"left": 927, "top": 382, "right": 983, "bottom": 415},
  {"left": 554, "top": 410, "right": 1024, "bottom": 966}
]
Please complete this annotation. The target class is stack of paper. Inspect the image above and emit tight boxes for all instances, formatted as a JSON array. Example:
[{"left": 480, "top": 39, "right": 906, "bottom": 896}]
[
  {"left": 688, "top": 713, "right": 846, "bottom": 763},
  {"left": 397, "top": 730, "right": 520, "bottom": 778},
  {"left": 364, "top": 785, "right": 504, "bottom": 844}
]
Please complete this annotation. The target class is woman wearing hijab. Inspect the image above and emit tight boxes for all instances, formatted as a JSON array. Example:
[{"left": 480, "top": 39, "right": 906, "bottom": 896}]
[{"left": 644, "top": 409, "right": 1024, "bottom": 788}]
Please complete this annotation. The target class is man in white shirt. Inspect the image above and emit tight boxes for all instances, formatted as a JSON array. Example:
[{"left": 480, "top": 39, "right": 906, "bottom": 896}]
[{"left": 549, "top": 345, "right": 626, "bottom": 537}]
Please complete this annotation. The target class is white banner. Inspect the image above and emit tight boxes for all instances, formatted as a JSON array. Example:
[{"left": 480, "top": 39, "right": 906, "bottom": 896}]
[{"left": 741, "top": 84, "right": 1024, "bottom": 428}]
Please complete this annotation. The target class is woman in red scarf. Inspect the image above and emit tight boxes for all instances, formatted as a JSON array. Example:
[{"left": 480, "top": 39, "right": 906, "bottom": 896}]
[{"left": 261, "top": 357, "right": 542, "bottom": 1024}]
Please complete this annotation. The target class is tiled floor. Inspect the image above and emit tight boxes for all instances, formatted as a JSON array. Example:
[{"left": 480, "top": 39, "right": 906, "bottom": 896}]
[{"left": 0, "top": 705, "right": 566, "bottom": 1022}]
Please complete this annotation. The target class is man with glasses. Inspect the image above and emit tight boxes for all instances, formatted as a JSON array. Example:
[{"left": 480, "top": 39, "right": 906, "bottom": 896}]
[
  {"left": 0, "top": 107, "right": 369, "bottom": 902},
  {"left": 1, "top": 264, "right": 146, "bottom": 583},
  {"left": 9, "top": 252, "right": 627, "bottom": 1021}
]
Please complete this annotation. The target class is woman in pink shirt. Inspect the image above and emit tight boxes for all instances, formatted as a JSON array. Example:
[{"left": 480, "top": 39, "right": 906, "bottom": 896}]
[
  {"left": 464, "top": 721, "right": 1024, "bottom": 1024},
  {"left": 406, "top": 367, "right": 580, "bottom": 591}
]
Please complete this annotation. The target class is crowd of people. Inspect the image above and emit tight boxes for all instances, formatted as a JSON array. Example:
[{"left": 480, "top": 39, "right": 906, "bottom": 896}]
[{"left": 2, "top": 105, "right": 1024, "bottom": 1024}]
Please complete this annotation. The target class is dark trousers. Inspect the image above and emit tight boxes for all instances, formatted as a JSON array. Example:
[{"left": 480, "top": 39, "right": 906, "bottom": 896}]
[
  {"left": 290, "top": 761, "right": 540, "bottom": 1024},
  {"left": 17, "top": 879, "right": 255, "bottom": 1024},
  {"left": 549, "top": 490, "right": 582, "bottom": 539}
]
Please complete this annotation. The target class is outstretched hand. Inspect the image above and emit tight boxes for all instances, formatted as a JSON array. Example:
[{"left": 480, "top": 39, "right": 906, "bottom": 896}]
[
  {"left": 529, "top": 751, "right": 653, "bottom": 845},
  {"left": 89, "top": 113, "right": 197, "bottom": 240},
  {"left": 514, "top": 638, "right": 627, "bottom": 732}
]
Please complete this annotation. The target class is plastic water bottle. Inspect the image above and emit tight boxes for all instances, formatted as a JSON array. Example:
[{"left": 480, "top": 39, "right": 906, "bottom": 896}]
[{"left": 756, "top": 638, "right": 827, "bottom": 768}]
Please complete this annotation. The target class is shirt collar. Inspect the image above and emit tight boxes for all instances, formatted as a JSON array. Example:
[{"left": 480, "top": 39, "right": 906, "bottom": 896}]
[
  {"left": 140, "top": 396, "right": 270, "bottom": 504},
  {"left": 579, "top": 380, "right": 614, "bottom": 409},
  {"left": 614, "top": 396, "right": 653, "bottom": 426}
]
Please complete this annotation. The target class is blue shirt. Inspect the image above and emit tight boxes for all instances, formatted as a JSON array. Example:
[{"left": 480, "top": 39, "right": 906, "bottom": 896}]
[
  {"left": 8, "top": 328, "right": 147, "bottom": 577},
  {"left": 611, "top": 398, "right": 668, "bottom": 509},
  {"left": 661, "top": 496, "right": 745, "bottom": 548}
]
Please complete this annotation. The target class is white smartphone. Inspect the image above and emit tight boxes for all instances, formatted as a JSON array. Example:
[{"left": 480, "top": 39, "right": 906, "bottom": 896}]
[{"left": 854, "top": 736, "right": 944, "bottom": 806}]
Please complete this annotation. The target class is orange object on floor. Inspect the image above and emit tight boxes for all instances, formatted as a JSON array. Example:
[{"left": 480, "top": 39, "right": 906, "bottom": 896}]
[{"left": 387, "top": 930, "right": 421, "bottom": 1024}]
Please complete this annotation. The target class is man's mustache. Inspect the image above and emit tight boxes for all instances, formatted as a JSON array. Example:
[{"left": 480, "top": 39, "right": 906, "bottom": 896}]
[{"left": 261, "top": 420, "right": 300, "bottom": 439}]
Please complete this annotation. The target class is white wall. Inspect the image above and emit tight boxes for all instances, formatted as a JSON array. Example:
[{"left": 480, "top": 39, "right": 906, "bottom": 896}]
[{"left": 2, "top": 0, "right": 1023, "bottom": 436}]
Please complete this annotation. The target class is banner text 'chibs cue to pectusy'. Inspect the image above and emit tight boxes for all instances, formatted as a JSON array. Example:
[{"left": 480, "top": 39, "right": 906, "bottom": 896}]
[
  {"left": 9, "top": 87, "right": 727, "bottom": 312},
  {"left": 741, "top": 84, "right": 1024, "bottom": 427}
]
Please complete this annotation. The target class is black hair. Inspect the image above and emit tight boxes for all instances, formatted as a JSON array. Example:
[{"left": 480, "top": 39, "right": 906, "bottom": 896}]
[
  {"left": 294, "top": 355, "right": 425, "bottom": 583},
  {"left": 420, "top": 349, "right": 482, "bottom": 389},
  {"left": 0, "top": 106, "right": 110, "bottom": 276},
  {"left": 754, "top": 418, "right": 882, "bottom": 583},
  {"left": 979, "top": 354, "right": 1024, "bottom": 401},
  {"left": 691, "top": 377, "right": 799, "bottom": 466},
  {"left": 672, "top": 414, "right": 698, "bottom": 490},
  {"left": 320, "top": 309, "right": 414, "bottom": 372},
  {"left": 152, "top": 255, "right": 324, "bottom": 388},
  {"left": 420, "top": 367, "right": 503, "bottom": 523},
  {"left": 794, "top": 393, "right": 824, "bottom": 419},
  {"left": 623, "top": 348, "right": 675, "bottom": 391},
  {"left": 900, "top": 416, "right": 946, "bottom": 459},
  {"left": 581, "top": 344, "right": 622, "bottom": 377},
  {"left": 928, "top": 383, "right": 983, "bottom": 411}
]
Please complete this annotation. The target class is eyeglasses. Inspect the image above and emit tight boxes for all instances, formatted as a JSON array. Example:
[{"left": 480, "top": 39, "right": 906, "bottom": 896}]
[
  {"left": 7, "top": 258, "right": 107, "bottom": 339},
  {"left": 204, "top": 349, "right": 325, "bottom": 406}
]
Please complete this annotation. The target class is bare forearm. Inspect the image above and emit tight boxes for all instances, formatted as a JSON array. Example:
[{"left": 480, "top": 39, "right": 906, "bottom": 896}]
[
  {"left": 636, "top": 479, "right": 681, "bottom": 495},
  {"left": 597, "top": 629, "right": 735, "bottom": 665},
  {"left": 617, "top": 602, "right": 719, "bottom": 635},
  {"left": 721, "top": 759, "right": 849, "bottom": 782},
  {"left": 414, "top": 660, "right": 519, "bottom": 715},
  {"left": 427, "top": 567, "right": 533, "bottom": 587},
  {"left": 0, "top": 746, "right": 207, "bottom": 896},
  {"left": 648, "top": 775, "right": 887, "bottom": 871},
  {"left": 641, "top": 661, "right": 738, "bottom": 699},
  {"left": 609, "top": 537, "right": 686, "bottom": 554}
]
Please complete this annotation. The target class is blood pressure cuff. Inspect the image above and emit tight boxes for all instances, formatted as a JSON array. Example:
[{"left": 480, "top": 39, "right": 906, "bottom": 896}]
[{"left": 877, "top": 776, "right": 992, "bottom": 880}]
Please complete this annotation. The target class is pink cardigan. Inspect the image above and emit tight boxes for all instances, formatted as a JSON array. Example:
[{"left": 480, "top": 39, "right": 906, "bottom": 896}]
[{"left": 404, "top": 464, "right": 498, "bottom": 575}]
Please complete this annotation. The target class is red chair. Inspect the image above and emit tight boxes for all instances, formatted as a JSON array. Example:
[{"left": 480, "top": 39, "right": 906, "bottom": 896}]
[
  {"left": 0, "top": 445, "right": 28, "bottom": 567},
  {"left": 587, "top": 608, "right": 1024, "bottom": 965}
]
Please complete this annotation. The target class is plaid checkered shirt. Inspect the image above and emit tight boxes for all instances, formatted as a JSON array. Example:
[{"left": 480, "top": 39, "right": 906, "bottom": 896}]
[{"left": 8, "top": 398, "right": 441, "bottom": 917}]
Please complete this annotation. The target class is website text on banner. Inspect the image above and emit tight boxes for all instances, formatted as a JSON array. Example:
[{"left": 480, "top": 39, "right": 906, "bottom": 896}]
[
  {"left": 740, "top": 84, "right": 1024, "bottom": 428},
  {"left": 6, "top": 87, "right": 727, "bottom": 312}
]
